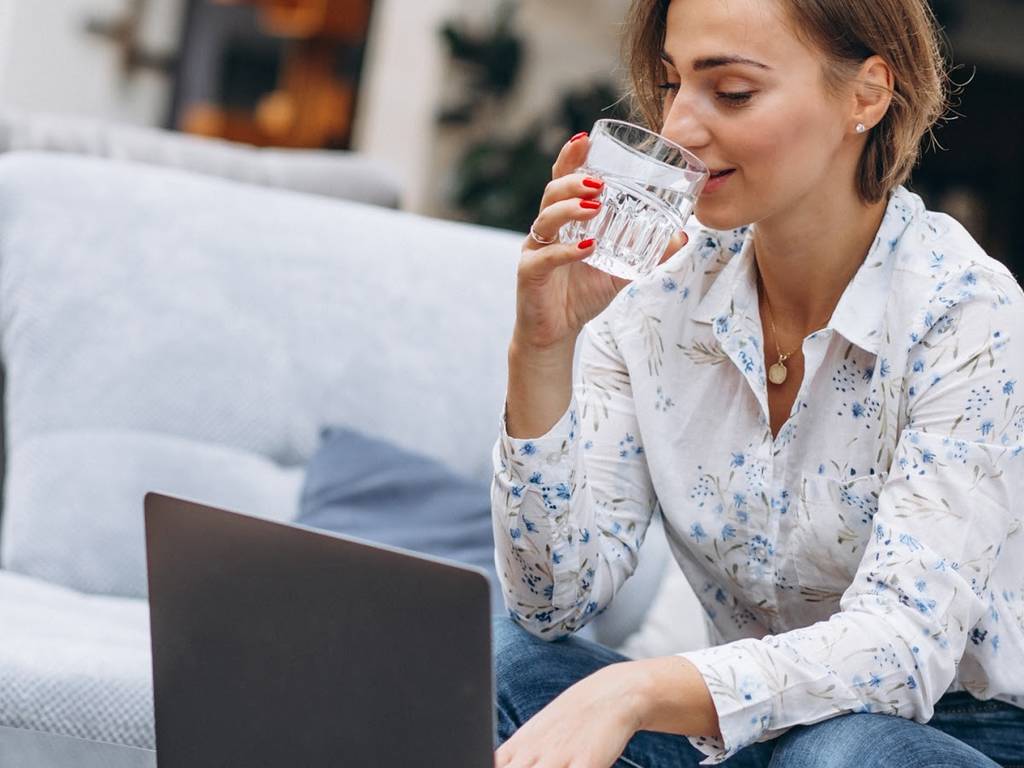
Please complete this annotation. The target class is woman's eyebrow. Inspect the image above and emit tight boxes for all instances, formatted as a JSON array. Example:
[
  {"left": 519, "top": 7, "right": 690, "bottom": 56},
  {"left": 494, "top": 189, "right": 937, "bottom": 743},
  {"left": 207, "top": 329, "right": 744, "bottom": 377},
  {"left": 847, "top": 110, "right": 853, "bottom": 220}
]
[{"left": 660, "top": 51, "right": 771, "bottom": 71}]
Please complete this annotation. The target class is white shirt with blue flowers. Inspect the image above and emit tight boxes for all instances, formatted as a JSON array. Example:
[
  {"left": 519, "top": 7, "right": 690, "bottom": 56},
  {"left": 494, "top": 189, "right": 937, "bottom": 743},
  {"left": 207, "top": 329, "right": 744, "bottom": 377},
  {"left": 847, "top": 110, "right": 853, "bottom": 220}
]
[{"left": 491, "top": 186, "right": 1024, "bottom": 763}]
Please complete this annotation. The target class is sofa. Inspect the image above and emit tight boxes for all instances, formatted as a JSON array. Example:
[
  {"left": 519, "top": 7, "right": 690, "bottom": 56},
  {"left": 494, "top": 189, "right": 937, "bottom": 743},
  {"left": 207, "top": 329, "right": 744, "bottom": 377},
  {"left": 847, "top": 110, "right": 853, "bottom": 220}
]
[{"left": 0, "top": 119, "right": 702, "bottom": 766}]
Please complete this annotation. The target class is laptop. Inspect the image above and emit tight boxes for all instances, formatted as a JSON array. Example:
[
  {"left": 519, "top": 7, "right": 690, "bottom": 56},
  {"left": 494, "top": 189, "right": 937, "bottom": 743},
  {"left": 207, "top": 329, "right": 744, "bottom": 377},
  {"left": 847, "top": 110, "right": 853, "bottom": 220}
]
[{"left": 143, "top": 492, "right": 495, "bottom": 767}]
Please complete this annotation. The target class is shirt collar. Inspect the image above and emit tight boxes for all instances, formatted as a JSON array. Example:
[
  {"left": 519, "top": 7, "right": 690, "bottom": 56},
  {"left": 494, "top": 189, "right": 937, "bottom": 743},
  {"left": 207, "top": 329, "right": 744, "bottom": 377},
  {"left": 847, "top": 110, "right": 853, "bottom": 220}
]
[
  {"left": 691, "top": 226, "right": 757, "bottom": 326},
  {"left": 691, "top": 186, "right": 920, "bottom": 356}
]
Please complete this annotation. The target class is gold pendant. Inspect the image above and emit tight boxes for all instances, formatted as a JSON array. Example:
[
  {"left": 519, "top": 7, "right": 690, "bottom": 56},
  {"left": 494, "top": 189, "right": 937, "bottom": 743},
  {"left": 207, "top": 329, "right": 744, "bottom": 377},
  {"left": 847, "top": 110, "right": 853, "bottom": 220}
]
[{"left": 768, "top": 361, "right": 788, "bottom": 385}]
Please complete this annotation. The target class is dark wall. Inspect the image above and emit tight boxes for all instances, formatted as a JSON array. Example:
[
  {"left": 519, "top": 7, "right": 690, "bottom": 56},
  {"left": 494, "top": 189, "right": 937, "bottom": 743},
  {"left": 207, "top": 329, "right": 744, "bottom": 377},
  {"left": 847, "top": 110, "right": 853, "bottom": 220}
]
[{"left": 911, "top": 65, "right": 1024, "bottom": 280}]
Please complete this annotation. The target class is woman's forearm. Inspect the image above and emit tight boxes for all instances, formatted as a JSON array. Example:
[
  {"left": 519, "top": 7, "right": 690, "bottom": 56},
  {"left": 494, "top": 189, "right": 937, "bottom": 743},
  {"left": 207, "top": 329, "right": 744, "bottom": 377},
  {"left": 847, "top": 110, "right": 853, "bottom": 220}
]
[{"left": 504, "top": 335, "right": 577, "bottom": 439}]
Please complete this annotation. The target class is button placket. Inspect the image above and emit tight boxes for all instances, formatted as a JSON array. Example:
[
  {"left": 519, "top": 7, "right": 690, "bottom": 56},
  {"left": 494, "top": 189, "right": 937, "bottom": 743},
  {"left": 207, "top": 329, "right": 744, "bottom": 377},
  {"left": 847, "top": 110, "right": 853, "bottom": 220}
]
[{"left": 711, "top": 305, "right": 771, "bottom": 429}]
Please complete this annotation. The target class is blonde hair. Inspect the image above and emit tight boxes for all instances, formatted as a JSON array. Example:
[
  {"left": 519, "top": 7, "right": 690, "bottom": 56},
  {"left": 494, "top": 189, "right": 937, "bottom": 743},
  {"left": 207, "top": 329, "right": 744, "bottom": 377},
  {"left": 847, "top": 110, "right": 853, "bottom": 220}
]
[{"left": 623, "top": 0, "right": 953, "bottom": 204}]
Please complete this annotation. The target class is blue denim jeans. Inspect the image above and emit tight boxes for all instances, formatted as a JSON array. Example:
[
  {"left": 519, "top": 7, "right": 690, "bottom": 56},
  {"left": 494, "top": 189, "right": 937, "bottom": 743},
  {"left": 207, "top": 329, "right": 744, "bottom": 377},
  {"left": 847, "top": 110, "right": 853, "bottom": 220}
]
[{"left": 494, "top": 616, "right": 1024, "bottom": 767}]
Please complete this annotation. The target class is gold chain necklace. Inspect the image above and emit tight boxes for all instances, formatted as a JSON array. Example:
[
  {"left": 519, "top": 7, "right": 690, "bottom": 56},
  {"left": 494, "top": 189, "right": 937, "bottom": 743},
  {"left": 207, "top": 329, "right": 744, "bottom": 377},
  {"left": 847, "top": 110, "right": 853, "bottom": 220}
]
[{"left": 758, "top": 276, "right": 832, "bottom": 386}]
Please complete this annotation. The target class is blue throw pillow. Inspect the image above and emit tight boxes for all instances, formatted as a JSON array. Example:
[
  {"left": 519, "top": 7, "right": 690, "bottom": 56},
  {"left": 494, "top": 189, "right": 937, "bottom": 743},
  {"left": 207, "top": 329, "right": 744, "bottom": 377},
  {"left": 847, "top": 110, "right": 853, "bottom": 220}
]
[{"left": 297, "top": 426, "right": 503, "bottom": 613}]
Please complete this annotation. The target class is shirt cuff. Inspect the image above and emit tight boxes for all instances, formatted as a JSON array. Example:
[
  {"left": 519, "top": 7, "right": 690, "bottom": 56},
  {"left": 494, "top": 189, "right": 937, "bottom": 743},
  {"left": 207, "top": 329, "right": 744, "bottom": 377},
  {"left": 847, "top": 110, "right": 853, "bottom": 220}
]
[
  {"left": 496, "top": 400, "right": 579, "bottom": 483},
  {"left": 677, "top": 641, "right": 777, "bottom": 764}
]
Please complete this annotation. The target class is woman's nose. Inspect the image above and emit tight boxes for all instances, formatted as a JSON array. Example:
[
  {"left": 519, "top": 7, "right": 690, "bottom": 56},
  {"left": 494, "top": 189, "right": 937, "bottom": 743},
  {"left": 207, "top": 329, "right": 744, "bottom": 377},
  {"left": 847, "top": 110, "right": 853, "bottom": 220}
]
[{"left": 660, "top": 98, "right": 712, "bottom": 152}]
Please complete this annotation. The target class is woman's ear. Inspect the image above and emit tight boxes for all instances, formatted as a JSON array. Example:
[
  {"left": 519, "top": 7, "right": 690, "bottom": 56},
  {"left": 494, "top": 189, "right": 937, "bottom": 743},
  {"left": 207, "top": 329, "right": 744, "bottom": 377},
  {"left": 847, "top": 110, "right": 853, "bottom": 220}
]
[{"left": 850, "top": 55, "right": 894, "bottom": 133}]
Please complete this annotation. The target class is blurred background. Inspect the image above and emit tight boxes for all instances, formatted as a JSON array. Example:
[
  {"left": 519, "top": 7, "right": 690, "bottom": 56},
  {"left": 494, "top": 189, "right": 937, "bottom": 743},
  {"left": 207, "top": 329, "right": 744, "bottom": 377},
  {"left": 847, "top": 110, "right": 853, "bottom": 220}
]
[{"left": 0, "top": 0, "right": 1019, "bottom": 274}]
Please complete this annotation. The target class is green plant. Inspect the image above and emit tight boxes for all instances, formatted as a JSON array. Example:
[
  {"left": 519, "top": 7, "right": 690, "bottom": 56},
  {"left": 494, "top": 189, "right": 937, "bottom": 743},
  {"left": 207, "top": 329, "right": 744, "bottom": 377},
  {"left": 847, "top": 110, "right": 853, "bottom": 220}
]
[
  {"left": 437, "top": 1, "right": 522, "bottom": 126},
  {"left": 449, "top": 83, "right": 630, "bottom": 232},
  {"left": 438, "top": 4, "right": 630, "bottom": 232}
]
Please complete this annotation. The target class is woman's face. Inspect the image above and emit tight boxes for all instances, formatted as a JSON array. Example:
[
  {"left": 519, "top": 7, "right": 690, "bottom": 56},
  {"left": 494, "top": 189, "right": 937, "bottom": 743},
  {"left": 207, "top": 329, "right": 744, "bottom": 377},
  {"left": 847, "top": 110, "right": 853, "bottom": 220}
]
[{"left": 660, "top": 0, "right": 854, "bottom": 230}]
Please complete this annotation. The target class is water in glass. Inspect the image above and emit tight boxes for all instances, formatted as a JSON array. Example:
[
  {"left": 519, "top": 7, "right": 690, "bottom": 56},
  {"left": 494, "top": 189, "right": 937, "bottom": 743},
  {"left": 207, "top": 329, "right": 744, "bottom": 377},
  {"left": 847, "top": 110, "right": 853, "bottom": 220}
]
[{"left": 561, "top": 170, "right": 697, "bottom": 281}]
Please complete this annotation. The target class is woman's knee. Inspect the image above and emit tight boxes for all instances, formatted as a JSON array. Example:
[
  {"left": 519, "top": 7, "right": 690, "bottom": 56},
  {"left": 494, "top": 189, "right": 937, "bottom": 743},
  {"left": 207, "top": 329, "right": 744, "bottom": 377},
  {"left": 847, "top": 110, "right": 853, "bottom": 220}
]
[
  {"left": 493, "top": 615, "right": 549, "bottom": 683},
  {"left": 769, "top": 712, "right": 999, "bottom": 768},
  {"left": 492, "top": 614, "right": 627, "bottom": 685},
  {"left": 492, "top": 614, "right": 540, "bottom": 660},
  {"left": 492, "top": 615, "right": 568, "bottom": 741},
  {"left": 492, "top": 615, "right": 580, "bottom": 700}
]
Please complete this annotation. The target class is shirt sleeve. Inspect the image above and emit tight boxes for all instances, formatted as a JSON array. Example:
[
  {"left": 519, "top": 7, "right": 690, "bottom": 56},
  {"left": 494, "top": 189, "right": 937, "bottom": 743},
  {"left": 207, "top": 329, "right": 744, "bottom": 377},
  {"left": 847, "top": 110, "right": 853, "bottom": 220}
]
[
  {"left": 490, "top": 297, "right": 660, "bottom": 639},
  {"left": 679, "top": 268, "right": 1024, "bottom": 763}
]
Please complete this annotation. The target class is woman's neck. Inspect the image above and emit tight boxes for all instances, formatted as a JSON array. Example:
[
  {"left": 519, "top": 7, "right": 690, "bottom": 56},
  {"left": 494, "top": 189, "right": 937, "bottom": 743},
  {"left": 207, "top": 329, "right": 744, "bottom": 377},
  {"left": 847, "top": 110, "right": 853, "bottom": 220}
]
[{"left": 752, "top": 184, "right": 888, "bottom": 336}]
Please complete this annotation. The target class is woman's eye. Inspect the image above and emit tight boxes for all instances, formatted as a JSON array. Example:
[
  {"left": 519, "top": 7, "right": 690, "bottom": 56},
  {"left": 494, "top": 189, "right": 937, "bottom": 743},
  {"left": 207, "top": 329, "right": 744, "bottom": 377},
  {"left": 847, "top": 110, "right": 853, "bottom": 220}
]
[
  {"left": 656, "top": 82, "right": 680, "bottom": 93},
  {"left": 716, "top": 91, "right": 754, "bottom": 105}
]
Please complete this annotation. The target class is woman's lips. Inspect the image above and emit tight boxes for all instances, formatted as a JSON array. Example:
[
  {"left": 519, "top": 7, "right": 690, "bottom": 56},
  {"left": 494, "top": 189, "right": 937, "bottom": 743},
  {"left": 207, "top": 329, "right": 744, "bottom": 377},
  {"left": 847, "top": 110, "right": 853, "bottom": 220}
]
[{"left": 703, "top": 168, "right": 735, "bottom": 193}]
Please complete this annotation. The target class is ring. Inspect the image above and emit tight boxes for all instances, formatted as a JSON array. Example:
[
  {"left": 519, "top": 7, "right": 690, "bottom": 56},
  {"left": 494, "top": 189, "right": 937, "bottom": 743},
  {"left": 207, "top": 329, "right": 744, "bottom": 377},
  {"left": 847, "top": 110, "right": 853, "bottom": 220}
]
[{"left": 528, "top": 224, "right": 558, "bottom": 245}]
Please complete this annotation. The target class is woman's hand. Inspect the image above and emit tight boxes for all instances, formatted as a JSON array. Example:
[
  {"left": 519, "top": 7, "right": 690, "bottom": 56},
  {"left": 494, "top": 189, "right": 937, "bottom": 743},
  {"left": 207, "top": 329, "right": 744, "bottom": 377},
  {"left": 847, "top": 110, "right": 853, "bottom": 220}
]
[
  {"left": 493, "top": 661, "right": 643, "bottom": 768},
  {"left": 493, "top": 656, "right": 720, "bottom": 768},
  {"left": 504, "top": 132, "right": 688, "bottom": 439},
  {"left": 513, "top": 133, "right": 688, "bottom": 354}
]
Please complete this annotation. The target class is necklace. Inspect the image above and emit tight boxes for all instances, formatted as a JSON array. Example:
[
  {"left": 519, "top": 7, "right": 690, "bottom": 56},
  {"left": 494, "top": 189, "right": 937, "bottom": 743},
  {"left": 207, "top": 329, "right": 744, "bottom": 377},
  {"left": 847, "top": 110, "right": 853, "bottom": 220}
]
[{"left": 758, "top": 276, "right": 833, "bottom": 386}]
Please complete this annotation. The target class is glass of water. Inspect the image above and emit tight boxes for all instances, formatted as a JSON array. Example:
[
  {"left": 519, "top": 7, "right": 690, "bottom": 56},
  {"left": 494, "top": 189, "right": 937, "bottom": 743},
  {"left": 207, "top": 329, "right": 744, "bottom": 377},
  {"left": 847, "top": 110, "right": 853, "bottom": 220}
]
[{"left": 560, "top": 119, "right": 709, "bottom": 281}]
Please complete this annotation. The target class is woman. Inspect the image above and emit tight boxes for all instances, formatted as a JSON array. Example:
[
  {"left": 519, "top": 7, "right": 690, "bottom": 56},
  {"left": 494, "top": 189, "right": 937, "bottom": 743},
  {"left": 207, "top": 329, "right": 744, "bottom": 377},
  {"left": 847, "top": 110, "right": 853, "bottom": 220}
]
[{"left": 491, "top": 0, "right": 1024, "bottom": 766}]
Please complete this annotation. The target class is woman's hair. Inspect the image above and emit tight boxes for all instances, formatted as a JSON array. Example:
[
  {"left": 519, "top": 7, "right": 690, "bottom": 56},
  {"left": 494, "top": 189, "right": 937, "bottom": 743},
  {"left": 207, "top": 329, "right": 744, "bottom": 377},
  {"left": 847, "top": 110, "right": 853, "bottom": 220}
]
[{"left": 623, "top": 0, "right": 953, "bottom": 204}]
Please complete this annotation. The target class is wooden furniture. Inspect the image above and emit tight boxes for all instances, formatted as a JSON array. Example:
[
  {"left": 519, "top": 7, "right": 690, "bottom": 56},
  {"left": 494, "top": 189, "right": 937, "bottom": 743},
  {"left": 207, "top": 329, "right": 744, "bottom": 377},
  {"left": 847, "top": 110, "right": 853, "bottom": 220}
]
[{"left": 179, "top": 0, "right": 372, "bottom": 149}]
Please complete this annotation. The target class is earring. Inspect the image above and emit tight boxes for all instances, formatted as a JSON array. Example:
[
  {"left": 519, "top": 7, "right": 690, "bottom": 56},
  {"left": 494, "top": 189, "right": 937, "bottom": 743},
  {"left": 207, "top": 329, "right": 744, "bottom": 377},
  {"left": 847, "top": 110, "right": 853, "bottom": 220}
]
[{"left": 856, "top": 123, "right": 867, "bottom": 134}]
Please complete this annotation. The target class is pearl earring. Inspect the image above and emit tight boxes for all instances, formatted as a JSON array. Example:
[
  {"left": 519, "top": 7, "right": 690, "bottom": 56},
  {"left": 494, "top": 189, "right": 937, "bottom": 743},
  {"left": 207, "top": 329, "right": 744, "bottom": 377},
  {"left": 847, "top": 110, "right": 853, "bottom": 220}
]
[{"left": 856, "top": 123, "right": 867, "bottom": 134}]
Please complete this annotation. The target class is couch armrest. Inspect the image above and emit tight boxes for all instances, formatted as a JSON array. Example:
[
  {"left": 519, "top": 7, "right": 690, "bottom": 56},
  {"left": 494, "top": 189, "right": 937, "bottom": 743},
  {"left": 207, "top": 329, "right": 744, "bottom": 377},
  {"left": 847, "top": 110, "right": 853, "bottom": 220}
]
[{"left": 0, "top": 107, "right": 401, "bottom": 209}]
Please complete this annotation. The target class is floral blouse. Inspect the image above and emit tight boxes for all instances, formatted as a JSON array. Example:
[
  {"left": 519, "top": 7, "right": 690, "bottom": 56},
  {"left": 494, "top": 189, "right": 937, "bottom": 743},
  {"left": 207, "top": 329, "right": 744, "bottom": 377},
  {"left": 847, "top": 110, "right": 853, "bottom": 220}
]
[{"left": 491, "top": 186, "right": 1024, "bottom": 763}]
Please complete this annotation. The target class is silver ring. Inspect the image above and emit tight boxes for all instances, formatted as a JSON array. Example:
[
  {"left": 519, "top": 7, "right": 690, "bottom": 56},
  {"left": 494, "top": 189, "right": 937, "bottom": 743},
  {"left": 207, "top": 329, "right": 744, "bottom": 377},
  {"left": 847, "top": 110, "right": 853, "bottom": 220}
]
[{"left": 528, "top": 224, "right": 558, "bottom": 245}]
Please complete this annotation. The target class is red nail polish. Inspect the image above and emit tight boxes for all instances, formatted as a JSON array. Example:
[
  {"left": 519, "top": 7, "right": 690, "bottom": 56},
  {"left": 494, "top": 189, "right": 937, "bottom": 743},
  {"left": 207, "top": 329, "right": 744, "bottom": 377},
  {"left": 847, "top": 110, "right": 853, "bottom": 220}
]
[
  {"left": 569, "top": 131, "right": 588, "bottom": 143},
  {"left": 582, "top": 177, "right": 603, "bottom": 189},
  {"left": 580, "top": 200, "right": 601, "bottom": 209},
  {"left": 578, "top": 238, "right": 596, "bottom": 249}
]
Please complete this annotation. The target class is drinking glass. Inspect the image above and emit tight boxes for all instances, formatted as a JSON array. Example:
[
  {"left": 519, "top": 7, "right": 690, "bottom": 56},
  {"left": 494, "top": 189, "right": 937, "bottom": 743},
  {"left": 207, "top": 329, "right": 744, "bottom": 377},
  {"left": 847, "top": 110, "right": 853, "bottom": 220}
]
[{"left": 560, "top": 119, "right": 709, "bottom": 281}]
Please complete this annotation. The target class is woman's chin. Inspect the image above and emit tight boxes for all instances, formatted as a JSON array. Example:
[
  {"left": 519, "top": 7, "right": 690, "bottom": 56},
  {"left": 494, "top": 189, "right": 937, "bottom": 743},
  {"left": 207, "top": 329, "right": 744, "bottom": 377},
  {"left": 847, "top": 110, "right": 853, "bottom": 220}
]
[{"left": 693, "top": 200, "right": 750, "bottom": 232}]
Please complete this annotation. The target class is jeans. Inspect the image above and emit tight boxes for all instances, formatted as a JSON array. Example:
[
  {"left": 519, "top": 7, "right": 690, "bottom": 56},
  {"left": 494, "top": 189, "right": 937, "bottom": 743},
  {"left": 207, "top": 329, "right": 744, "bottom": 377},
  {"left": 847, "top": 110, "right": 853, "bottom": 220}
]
[{"left": 494, "top": 616, "right": 1024, "bottom": 767}]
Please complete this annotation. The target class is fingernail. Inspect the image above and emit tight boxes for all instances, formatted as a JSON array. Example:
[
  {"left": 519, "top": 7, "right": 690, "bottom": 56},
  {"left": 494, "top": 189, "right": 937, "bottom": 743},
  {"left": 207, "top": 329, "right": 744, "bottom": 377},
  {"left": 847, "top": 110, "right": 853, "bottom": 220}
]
[
  {"left": 582, "top": 177, "right": 603, "bottom": 190},
  {"left": 578, "top": 238, "right": 596, "bottom": 249},
  {"left": 580, "top": 200, "right": 601, "bottom": 210},
  {"left": 569, "top": 131, "right": 588, "bottom": 143}
]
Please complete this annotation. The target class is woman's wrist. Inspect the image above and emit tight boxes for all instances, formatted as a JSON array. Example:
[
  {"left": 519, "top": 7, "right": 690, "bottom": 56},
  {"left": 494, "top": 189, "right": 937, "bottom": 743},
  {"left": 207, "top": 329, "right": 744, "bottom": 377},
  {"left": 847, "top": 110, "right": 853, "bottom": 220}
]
[
  {"left": 614, "top": 657, "right": 721, "bottom": 740},
  {"left": 507, "top": 331, "right": 577, "bottom": 369},
  {"left": 505, "top": 334, "right": 577, "bottom": 439}
]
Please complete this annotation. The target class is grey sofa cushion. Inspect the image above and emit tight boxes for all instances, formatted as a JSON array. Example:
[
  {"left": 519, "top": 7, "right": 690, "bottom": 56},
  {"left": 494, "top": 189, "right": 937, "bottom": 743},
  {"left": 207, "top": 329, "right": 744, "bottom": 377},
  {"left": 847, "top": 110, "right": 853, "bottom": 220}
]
[
  {"left": 2, "top": 429, "right": 302, "bottom": 597},
  {"left": 0, "top": 111, "right": 399, "bottom": 555},
  {"left": 298, "top": 426, "right": 503, "bottom": 613},
  {"left": 0, "top": 570, "right": 153, "bottom": 748},
  {"left": 0, "top": 151, "right": 521, "bottom": 591},
  {"left": 0, "top": 152, "right": 519, "bottom": 474}
]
